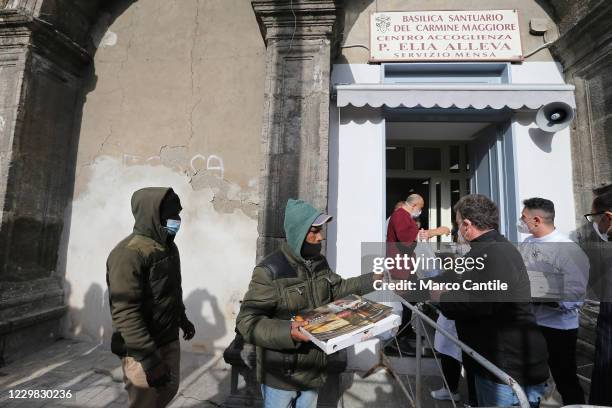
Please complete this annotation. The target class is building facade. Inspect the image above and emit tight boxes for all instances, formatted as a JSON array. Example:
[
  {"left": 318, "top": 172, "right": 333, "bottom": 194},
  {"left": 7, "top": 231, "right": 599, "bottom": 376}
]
[{"left": 0, "top": 0, "right": 610, "bottom": 371}]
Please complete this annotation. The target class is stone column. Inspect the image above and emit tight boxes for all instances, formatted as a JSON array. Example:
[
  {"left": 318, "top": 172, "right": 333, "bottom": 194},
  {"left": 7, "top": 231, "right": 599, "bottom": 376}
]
[
  {"left": 0, "top": 7, "right": 90, "bottom": 364},
  {"left": 549, "top": 1, "right": 612, "bottom": 228},
  {"left": 548, "top": 0, "right": 612, "bottom": 378},
  {"left": 252, "top": 0, "right": 342, "bottom": 260}
]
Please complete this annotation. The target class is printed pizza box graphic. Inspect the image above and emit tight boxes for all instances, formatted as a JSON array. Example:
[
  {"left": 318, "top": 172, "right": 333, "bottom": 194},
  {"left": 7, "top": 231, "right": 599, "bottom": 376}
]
[{"left": 296, "top": 295, "right": 401, "bottom": 354}]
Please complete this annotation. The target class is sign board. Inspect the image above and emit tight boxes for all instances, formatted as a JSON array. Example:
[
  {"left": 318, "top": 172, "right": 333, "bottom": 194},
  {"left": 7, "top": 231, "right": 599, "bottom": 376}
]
[{"left": 370, "top": 10, "right": 523, "bottom": 62}]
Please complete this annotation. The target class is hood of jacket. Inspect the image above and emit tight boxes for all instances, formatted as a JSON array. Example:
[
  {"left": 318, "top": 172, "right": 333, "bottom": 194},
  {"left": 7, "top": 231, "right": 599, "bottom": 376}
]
[
  {"left": 283, "top": 198, "right": 323, "bottom": 260},
  {"left": 131, "top": 187, "right": 174, "bottom": 244}
]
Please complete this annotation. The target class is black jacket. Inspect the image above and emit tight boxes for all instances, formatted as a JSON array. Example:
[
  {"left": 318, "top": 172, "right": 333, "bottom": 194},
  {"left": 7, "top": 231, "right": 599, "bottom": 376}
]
[{"left": 439, "top": 230, "right": 549, "bottom": 385}]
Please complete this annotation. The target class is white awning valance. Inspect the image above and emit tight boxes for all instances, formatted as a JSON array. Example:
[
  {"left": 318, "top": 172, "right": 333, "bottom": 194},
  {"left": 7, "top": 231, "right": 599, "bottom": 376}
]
[{"left": 335, "top": 83, "right": 576, "bottom": 110}]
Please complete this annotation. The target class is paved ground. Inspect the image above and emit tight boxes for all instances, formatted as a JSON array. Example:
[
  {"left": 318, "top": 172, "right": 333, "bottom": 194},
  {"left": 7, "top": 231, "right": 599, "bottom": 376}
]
[
  {"left": 0, "top": 339, "right": 227, "bottom": 407},
  {"left": 0, "top": 339, "right": 565, "bottom": 407}
]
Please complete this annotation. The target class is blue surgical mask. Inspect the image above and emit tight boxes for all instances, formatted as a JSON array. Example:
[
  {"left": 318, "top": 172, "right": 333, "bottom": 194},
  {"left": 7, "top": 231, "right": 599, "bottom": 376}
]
[{"left": 164, "top": 219, "right": 181, "bottom": 235}]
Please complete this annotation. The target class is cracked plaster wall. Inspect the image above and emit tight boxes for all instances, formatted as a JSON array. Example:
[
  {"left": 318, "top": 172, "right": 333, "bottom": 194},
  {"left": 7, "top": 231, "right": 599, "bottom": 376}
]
[{"left": 62, "top": 0, "right": 265, "bottom": 351}]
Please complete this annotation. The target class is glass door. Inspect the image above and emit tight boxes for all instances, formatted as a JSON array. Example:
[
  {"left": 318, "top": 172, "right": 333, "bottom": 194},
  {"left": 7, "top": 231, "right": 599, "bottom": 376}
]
[
  {"left": 386, "top": 142, "right": 470, "bottom": 242},
  {"left": 467, "top": 123, "right": 517, "bottom": 241}
]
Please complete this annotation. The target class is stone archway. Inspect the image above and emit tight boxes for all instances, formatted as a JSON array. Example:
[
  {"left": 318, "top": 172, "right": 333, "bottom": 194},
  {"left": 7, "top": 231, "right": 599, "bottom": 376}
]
[
  {"left": 1, "top": 0, "right": 610, "bottom": 366},
  {"left": 0, "top": 0, "right": 135, "bottom": 364},
  {"left": 1, "top": 0, "right": 266, "bottom": 364}
]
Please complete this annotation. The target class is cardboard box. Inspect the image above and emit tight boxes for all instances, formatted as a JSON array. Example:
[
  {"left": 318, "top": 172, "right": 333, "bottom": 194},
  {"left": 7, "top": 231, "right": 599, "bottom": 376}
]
[
  {"left": 296, "top": 295, "right": 401, "bottom": 355},
  {"left": 302, "top": 314, "right": 401, "bottom": 355}
]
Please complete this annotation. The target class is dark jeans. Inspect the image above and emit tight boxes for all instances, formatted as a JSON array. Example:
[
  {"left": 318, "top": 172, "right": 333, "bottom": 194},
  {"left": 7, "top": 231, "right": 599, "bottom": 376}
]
[
  {"left": 441, "top": 354, "right": 461, "bottom": 392},
  {"left": 540, "top": 326, "right": 585, "bottom": 405},
  {"left": 440, "top": 354, "right": 477, "bottom": 406}
]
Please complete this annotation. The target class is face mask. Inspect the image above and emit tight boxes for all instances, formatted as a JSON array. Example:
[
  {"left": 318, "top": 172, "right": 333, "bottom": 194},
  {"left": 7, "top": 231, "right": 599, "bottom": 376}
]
[
  {"left": 301, "top": 242, "right": 321, "bottom": 259},
  {"left": 592, "top": 220, "right": 609, "bottom": 242},
  {"left": 456, "top": 229, "right": 471, "bottom": 256},
  {"left": 517, "top": 219, "right": 530, "bottom": 234},
  {"left": 164, "top": 219, "right": 181, "bottom": 235},
  {"left": 457, "top": 229, "right": 468, "bottom": 244}
]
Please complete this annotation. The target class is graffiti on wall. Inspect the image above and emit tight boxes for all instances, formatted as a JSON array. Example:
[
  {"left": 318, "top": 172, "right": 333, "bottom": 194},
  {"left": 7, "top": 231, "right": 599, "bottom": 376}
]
[
  {"left": 190, "top": 154, "right": 224, "bottom": 179},
  {"left": 116, "top": 150, "right": 259, "bottom": 217},
  {"left": 121, "top": 152, "right": 225, "bottom": 179}
]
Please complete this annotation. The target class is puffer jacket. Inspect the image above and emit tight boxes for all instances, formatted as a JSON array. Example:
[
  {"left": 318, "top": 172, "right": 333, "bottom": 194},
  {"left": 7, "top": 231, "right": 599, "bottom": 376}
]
[
  {"left": 106, "top": 187, "right": 187, "bottom": 370},
  {"left": 236, "top": 199, "right": 372, "bottom": 390}
]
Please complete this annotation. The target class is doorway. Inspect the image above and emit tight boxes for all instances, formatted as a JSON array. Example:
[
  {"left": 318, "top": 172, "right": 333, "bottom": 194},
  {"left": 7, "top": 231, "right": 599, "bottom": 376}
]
[
  {"left": 384, "top": 113, "right": 518, "bottom": 242},
  {"left": 386, "top": 140, "right": 471, "bottom": 241}
]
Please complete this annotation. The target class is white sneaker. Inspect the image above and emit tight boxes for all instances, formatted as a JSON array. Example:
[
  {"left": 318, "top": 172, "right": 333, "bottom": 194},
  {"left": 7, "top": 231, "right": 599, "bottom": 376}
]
[{"left": 430, "top": 387, "right": 461, "bottom": 401}]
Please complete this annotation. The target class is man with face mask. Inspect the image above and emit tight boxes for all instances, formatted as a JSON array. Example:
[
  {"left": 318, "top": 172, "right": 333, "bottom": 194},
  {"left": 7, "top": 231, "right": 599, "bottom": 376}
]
[
  {"left": 386, "top": 194, "right": 450, "bottom": 279},
  {"left": 587, "top": 190, "right": 612, "bottom": 242},
  {"left": 517, "top": 198, "right": 589, "bottom": 405},
  {"left": 434, "top": 194, "right": 549, "bottom": 408},
  {"left": 385, "top": 194, "right": 450, "bottom": 355},
  {"left": 236, "top": 199, "right": 374, "bottom": 408},
  {"left": 586, "top": 188, "right": 612, "bottom": 406},
  {"left": 106, "top": 187, "right": 195, "bottom": 407}
]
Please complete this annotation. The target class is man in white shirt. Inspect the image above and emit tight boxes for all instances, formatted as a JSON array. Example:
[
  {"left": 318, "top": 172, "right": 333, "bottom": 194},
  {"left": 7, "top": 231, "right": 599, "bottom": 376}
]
[{"left": 518, "top": 197, "right": 589, "bottom": 405}]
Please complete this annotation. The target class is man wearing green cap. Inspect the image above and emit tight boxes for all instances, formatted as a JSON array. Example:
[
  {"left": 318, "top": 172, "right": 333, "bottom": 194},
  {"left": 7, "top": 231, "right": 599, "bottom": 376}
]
[{"left": 236, "top": 199, "right": 374, "bottom": 408}]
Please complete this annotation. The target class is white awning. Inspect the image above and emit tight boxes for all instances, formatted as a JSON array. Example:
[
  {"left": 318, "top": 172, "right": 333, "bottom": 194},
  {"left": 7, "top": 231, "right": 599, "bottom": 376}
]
[{"left": 335, "top": 83, "right": 576, "bottom": 110}]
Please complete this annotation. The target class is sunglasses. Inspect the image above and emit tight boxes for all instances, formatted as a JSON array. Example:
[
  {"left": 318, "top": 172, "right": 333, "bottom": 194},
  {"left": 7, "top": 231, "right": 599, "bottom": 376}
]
[{"left": 584, "top": 211, "right": 608, "bottom": 223}]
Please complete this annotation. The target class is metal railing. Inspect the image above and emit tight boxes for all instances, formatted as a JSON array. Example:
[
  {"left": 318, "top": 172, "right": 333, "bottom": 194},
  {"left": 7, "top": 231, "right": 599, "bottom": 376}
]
[{"left": 392, "top": 296, "right": 531, "bottom": 408}]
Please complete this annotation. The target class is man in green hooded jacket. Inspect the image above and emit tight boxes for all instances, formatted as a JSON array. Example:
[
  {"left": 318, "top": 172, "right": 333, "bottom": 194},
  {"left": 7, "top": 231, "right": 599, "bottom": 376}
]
[
  {"left": 106, "top": 187, "right": 196, "bottom": 407},
  {"left": 236, "top": 199, "right": 374, "bottom": 408}
]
